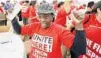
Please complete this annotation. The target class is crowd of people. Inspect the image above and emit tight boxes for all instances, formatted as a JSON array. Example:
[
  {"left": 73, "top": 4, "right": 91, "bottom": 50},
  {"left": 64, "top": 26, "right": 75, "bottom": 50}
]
[{"left": 0, "top": 0, "right": 101, "bottom": 58}]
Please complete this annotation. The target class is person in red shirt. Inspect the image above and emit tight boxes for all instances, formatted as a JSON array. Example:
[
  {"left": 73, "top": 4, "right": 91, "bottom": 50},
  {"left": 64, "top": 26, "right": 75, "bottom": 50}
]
[
  {"left": 79, "top": 26, "right": 101, "bottom": 58},
  {"left": 54, "top": 1, "right": 77, "bottom": 58},
  {"left": 66, "top": 9, "right": 87, "bottom": 58},
  {"left": 21, "top": 1, "right": 30, "bottom": 25},
  {"left": 28, "top": 0, "right": 39, "bottom": 23},
  {"left": 53, "top": 0, "right": 58, "bottom": 11},
  {"left": 0, "top": 2, "right": 7, "bottom": 25},
  {"left": 71, "top": 1, "right": 101, "bottom": 58},
  {"left": 11, "top": 2, "right": 85, "bottom": 58},
  {"left": 85, "top": 1, "right": 95, "bottom": 14},
  {"left": 0, "top": 4, "right": 4, "bottom": 13},
  {"left": 82, "top": 1, "right": 95, "bottom": 28},
  {"left": 83, "top": 8, "right": 101, "bottom": 28},
  {"left": 54, "top": 1, "right": 67, "bottom": 27},
  {"left": 0, "top": 2, "right": 5, "bottom": 15},
  {"left": 83, "top": 13, "right": 101, "bottom": 28}
]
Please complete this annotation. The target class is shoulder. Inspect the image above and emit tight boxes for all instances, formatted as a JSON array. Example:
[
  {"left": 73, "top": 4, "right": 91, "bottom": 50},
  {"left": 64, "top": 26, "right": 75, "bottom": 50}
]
[
  {"left": 29, "top": 6, "right": 35, "bottom": 10},
  {"left": 85, "top": 26, "right": 101, "bottom": 40},
  {"left": 21, "top": 22, "right": 40, "bottom": 32},
  {"left": 52, "top": 23, "right": 67, "bottom": 32},
  {"left": 27, "top": 22, "right": 40, "bottom": 27}
]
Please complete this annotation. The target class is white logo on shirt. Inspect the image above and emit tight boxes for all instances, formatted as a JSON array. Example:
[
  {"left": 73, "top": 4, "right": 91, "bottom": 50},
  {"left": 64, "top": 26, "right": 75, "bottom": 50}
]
[{"left": 31, "top": 33, "right": 53, "bottom": 58}]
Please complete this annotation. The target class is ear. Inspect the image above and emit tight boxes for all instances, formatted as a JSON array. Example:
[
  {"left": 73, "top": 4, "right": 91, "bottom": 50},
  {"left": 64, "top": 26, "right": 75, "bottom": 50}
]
[{"left": 97, "top": 8, "right": 101, "bottom": 13}]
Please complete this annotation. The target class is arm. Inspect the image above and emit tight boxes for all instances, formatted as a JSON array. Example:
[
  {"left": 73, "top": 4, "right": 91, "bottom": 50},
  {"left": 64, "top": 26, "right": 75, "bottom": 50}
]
[
  {"left": 7, "top": 3, "right": 33, "bottom": 35},
  {"left": 60, "top": 29, "right": 85, "bottom": 49},
  {"left": 71, "top": 30, "right": 86, "bottom": 55},
  {"left": 11, "top": 17, "right": 34, "bottom": 35},
  {"left": 70, "top": 9, "right": 86, "bottom": 24},
  {"left": 11, "top": 17, "right": 21, "bottom": 34},
  {"left": 60, "top": 29, "right": 86, "bottom": 58},
  {"left": 69, "top": 9, "right": 86, "bottom": 56},
  {"left": 61, "top": 9, "right": 86, "bottom": 56}
]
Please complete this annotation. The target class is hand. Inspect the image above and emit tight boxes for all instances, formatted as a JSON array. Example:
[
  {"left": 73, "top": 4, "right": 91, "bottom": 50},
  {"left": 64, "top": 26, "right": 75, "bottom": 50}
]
[
  {"left": 66, "top": 16, "right": 74, "bottom": 31},
  {"left": 69, "top": 9, "right": 86, "bottom": 30},
  {"left": 73, "top": 9, "right": 86, "bottom": 20},
  {"left": 70, "top": 9, "right": 86, "bottom": 23}
]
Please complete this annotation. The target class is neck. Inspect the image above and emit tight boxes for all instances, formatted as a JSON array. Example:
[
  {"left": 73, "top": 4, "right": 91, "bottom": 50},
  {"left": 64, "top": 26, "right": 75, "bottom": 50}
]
[
  {"left": 96, "top": 14, "right": 101, "bottom": 23},
  {"left": 42, "top": 22, "right": 52, "bottom": 29},
  {"left": 87, "top": 8, "right": 92, "bottom": 12},
  {"left": 0, "top": 26, "right": 9, "bottom": 33}
]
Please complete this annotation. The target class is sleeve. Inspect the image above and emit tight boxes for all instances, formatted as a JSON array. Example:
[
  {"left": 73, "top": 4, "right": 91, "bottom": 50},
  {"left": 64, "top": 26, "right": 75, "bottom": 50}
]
[
  {"left": 21, "top": 24, "right": 33, "bottom": 35},
  {"left": 28, "top": 7, "right": 36, "bottom": 18},
  {"left": 59, "top": 30, "right": 74, "bottom": 49},
  {"left": 12, "top": 17, "right": 35, "bottom": 35},
  {"left": 82, "top": 14, "right": 91, "bottom": 28},
  {"left": 11, "top": 17, "right": 21, "bottom": 34}
]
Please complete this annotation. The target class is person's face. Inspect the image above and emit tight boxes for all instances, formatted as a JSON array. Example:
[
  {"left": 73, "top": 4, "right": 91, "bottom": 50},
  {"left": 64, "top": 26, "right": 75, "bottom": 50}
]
[
  {"left": 97, "top": 8, "right": 101, "bottom": 21},
  {"left": 38, "top": 14, "right": 53, "bottom": 29}
]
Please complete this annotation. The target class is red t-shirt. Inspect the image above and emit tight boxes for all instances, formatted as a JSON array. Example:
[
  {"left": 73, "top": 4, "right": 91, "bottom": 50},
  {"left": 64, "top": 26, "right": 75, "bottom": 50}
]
[
  {"left": 79, "top": 13, "right": 101, "bottom": 58},
  {"left": 21, "top": 23, "right": 74, "bottom": 58},
  {"left": 21, "top": 6, "right": 30, "bottom": 18},
  {"left": 83, "top": 13, "right": 101, "bottom": 28},
  {"left": 54, "top": 3, "right": 58, "bottom": 11},
  {"left": 79, "top": 26, "right": 101, "bottom": 58},
  {"left": 89, "top": 14, "right": 101, "bottom": 27},
  {"left": 0, "top": 8, "right": 3, "bottom": 13},
  {"left": 29, "top": 6, "right": 39, "bottom": 23},
  {"left": 82, "top": 14, "right": 91, "bottom": 28},
  {"left": 55, "top": 7, "right": 67, "bottom": 27},
  {"left": 0, "top": 7, "right": 4, "bottom": 13}
]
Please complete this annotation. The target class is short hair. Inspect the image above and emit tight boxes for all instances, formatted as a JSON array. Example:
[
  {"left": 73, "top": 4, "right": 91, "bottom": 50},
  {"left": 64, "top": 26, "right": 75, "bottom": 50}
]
[
  {"left": 92, "top": 1, "right": 101, "bottom": 13},
  {"left": 30, "top": 1, "right": 36, "bottom": 6},
  {"left": 87, "top": 1, "right": 94, "bottom": 8},
  {"left": 57, "top": 2, "right": 64, "bottom": 8}
]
